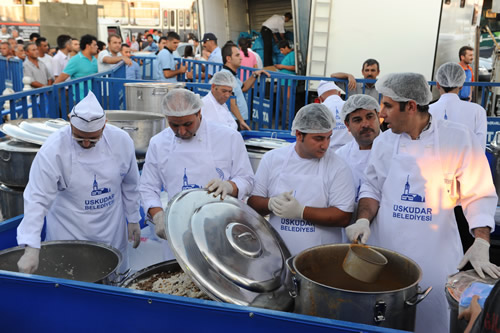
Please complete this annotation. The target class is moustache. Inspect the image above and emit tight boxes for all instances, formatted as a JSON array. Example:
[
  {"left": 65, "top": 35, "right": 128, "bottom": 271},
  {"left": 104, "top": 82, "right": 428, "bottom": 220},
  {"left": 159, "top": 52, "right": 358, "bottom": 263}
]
[{"left": 360, "top": 128, "right": 375, "bottom": 135}]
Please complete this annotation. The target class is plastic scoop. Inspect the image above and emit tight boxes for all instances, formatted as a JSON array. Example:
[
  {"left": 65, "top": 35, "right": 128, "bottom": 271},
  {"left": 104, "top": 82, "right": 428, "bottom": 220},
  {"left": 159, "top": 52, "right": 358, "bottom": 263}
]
[{"left": 342, "top": 241, "right": 388, "bottom": 283}]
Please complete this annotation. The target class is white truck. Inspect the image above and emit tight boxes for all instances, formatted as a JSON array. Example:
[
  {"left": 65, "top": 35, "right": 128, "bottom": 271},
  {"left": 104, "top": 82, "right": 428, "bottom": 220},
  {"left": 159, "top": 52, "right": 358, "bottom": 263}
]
[{"left": 197, "top": 0, "right": 481, "bottom": 83}]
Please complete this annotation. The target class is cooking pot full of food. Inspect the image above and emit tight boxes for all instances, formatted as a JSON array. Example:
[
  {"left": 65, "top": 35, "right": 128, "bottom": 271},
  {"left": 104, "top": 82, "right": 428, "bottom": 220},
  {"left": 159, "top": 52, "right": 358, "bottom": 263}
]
[
  {"left": 287, "top": 244, "right": 432, "bottom": 331},
  {"left": 0, "top": 240, "right": 122, "bottom": 284},
  {"left": 0, "top": 183, "right": 24, "bottom": 221},
  {"left": 0, "top": 138, "right": 40, "bottom": 187},
  {"left": 105, "top": 111, "right": 166, "bottom": 157}
]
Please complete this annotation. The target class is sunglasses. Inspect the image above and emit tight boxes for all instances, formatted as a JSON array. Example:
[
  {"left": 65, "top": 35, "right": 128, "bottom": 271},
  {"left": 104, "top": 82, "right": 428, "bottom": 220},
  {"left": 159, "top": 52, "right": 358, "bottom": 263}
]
[{"left": 72, "top": 134, "right": 101, "bottom": 143}]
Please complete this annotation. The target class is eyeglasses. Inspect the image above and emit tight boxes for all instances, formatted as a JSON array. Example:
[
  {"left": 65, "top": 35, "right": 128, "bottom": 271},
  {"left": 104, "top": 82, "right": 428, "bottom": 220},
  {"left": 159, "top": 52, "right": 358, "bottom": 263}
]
[{"left": 72, "top": 134, "right": 102, "bottom": 143}]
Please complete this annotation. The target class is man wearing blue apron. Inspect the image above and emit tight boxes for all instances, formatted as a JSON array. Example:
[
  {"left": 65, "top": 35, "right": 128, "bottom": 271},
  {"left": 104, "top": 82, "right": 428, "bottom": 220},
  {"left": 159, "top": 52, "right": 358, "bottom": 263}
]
[
  {"left": 139, "top": 88, "right": 254, "bottom": 260},
  {"left": 248, "top": 104, "right": 355, "bottom": 256},
  {"left": 346, "top": 73, "right": 500, "bottom": 333},
  {"left": 17, "top": 91, "right": 142, "bottom": 274}
]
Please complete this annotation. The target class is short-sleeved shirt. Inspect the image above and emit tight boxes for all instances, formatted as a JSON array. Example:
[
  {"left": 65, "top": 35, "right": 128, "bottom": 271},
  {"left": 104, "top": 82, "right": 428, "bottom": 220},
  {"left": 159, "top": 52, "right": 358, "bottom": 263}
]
[
  {"left": 52, "top": 50, "right": 70, "bottom": 78},
  {"left": 156, "top": 47, "right": 177, "bottom": 83},
  {"left": 279, "top": 50, "right": 295, "bottom": 86},
  {"left": 126, "top": 60, "right": 141, "bottom": 80},
  {"left": 459, "top": 63, "right": 474, "bottom": 99},
  {"left": 207, "top": 47, "right": 222, "bottom": 76},
  {"left": 23, "top": 59, "right": 53, "bottom": 85},
  {"left": 38, "top": 54, "right": 53, "bottom": 77},
  {"left": 221, "top": 66, "right": 248, "bottom": 120},
  {"left": 63, "top": 52, "right": 98, "bottom": 99},
  {"left": 262, "top": 15, "right": 286, "bottom": 34},
  {"left": 98, "top": 49, "right": 122, "bottom": 72}
]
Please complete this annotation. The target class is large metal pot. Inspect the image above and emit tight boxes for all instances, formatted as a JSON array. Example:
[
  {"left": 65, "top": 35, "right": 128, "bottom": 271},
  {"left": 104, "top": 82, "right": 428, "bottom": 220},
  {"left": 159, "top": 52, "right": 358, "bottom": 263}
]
[
  {"left": 105, "top": 110, "right": 166, "bottom": 157},
  {"left": 125, "top": 82, "right": 185, "bottom": 113},
  {"left": 488, "top": 131, "right": 500, "bottom": 205},
  {"left": 245, "top": 137, "right": 291, "bottom": 173},
  {"left": 287, "top": 244, "right": 432, "bottom": 331},
  {"left": 0, "top": 240, "right": 122, "bottom": 284},
  {"left": 0, "top": 183, "right": 24, "bottom": 221},
  {"left": 0, "top": 139, "right": 40, "bottom": 187},
  {"left": 120, "top": 259, "right": 180, "bottom": 288}
]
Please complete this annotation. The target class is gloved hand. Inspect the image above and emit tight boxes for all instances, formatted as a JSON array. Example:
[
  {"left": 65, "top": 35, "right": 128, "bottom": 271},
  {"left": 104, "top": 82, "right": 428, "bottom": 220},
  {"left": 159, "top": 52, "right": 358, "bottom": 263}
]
[
  {"left": 271, "top": 191, "right": 305, "bottom": 220},
  {"left": 152, "top": 210, "right": 167, "bottom": 240},
  {"left": 458, "top": 238, "right": 500, "bottom": 279},
  {"left": 345, "top": 218, "right": 371, "bottom": 244},
  {"left": 206, "top": 178, "right": 234, "bottom": 199},
  {"left": 17, "top": 246, "right": 40, "bottom": 274},
  {"left": 267, "top": 192, "right": 289, "bottom": 212},
  {"left": 128, "top": 222, "right": 141, "bottom": 249}
]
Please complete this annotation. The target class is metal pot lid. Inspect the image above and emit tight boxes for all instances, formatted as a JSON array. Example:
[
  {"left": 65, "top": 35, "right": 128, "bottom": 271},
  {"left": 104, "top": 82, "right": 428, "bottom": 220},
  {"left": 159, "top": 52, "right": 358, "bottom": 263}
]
[
  {"left": 0, "top": 118, "right": 68, "bottom": 145},
  {"left": 244, "top": 138, "right": 291, "bottom": 150},
  {"left": 0, "top": 138, "right": 40, "bottom": 153},
  {"left": 124, "top": 82, "right": 186, "bottom": 89},
  {"left": 166, "top": 189, "right": 293, "bottom": 310}
]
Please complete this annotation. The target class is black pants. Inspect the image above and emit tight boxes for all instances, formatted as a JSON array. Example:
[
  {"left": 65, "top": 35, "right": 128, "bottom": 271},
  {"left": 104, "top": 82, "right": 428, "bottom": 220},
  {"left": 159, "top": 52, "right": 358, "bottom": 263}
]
[{"left": 261, "top": 26, "right": 274, "bottom": 67}]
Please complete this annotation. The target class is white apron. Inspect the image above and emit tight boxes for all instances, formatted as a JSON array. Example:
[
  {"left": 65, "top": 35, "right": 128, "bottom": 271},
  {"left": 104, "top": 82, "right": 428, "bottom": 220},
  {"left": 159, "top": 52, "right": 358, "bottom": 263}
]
[
  {"left": 269, "top": 144, "right": 342, "bottom": 256},
  {"left": 46, "top": 138, "right": 130, "bottom": 273},
  {"left": 372, "top": 126, "right": 462, "bottom": 333},
  {"left": 160, "top": 129, "right": 225, "bottom": 260}
]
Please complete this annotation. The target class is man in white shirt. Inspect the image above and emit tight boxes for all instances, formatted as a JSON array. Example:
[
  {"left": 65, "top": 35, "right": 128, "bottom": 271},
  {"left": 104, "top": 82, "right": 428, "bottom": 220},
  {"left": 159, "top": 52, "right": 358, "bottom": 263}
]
[
  {"left": 430, "top": 62, "right": 487, "bottom": 150},
  {"left": 201, "top": 71, "right": 238, "bottom": 130},
  {"left": 336, "top": 94, "right": 380, "bottom": 209},
  {"left": 346, "top": 72, "right": 500, "bottom": 333},
  {"left": 97, "top": 33, "right": 132, "bottom": 72},
  {"left": 248, "top": 103, "right": 355, "bottom": 256},
  {"left": 36, "top": 37, "right": 53, "bottom": 76},
  {"left": 52, "top": 34, "right": 73, "bottom": 80},
  {"left": 317, "top": 80, "right": 352, "bottom": 151},
  {"left": 139, "top": 89, "right": 254, "bottom": 260},
  {"left": 260, "top": 13, "right": 292, "bottom": 66}
]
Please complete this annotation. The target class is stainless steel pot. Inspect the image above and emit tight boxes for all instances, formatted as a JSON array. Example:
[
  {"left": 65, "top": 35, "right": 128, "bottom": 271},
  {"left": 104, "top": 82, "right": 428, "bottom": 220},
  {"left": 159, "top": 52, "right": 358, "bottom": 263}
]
[
  {"left": 0, "top": 183, "right": 24, "bottom": 221},
  {"left": 120, "top": 259, "right": 181, "bottom": 288},
  {"left": 105, "top": 110, "right": 166, "bottom": 157},
  {"left": 125, "top": 82, "right": 185, "bottom": 113},
  {"left": 488, "top": 132, "right": 500, "bottom": 205},
  {"left": 245, "top": 138, "right": 291, "bottom": 173},
  {"left": 0, "top": 139, "right": 40, "bottom": 187},
  {"left": 287, "top": 244, "right": 432, "bottom": 331},
  {"left": 0, "top": 240, "right": 122, "bottom": 284}
]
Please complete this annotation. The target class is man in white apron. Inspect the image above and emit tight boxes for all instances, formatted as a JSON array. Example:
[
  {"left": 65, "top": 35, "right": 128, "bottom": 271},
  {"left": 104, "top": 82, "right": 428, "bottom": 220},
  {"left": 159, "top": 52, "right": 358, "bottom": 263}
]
[
  {"left": 317, "top": 80, "right": 352, "bottom": 151},
  {"left": 201, "top": 71, "right": 238, "bottom": 131},
  {"left": 345, "top": 73, "right": 500, "bottom": 333},
  {"left": 335, "top": 95, "right": 381, "bottom": 243},
  {"left": 139, "top": 88, "right": 254, "bottom": 260},
  {"left": 247, "top": 104, "right": 355, "bottom": 256},
  {"left": 17, "top": 91, "right": 142, "bottom": 274}
]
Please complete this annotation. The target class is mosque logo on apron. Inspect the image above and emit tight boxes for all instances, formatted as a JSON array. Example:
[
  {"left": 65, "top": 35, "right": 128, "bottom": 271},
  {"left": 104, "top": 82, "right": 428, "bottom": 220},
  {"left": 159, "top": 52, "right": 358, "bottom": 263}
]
[
  {"left": 84, "top": 175, "right": 115, "bottom": 210},
  {"left": 334, "top": 108, "right": 346, "bottom": 130},
  {"left": 182, "top": 168, "right": 201, "bottom": 190},
  {"left": 392, "top": 175, "right": 432, "bottom": 222},
  {"left": 216, "top": 167, "right": 225, "bottom": 180}
]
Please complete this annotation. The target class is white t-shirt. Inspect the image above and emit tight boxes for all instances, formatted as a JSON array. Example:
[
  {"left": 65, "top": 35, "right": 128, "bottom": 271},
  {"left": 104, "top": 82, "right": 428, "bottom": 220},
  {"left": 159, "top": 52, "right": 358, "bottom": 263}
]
[
  {"left": 98, "top": 49, "right": 122, "bottom": 72},
  {"left": 321, "top": 95, "right": 352, "bottom": 151},
  {"left": 262, "top": 15, "right": 286, "bottom": 34},
  {"left": 201, "top": 92, "right": 237, "bottom": 130},
  {"left": 38, "top": 54, "right": 53, "bottom": 77}
]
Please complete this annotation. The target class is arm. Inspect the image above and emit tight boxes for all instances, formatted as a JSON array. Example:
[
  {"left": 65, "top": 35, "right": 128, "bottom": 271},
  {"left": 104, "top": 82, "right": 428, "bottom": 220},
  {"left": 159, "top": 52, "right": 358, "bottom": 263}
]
[
  {"left": 54, "top": 72, "right": 70, "bottom": 84},
  {"left": 303, "top": 207, "right": 352, "bottom": 227},
  {"left": 357, "top": 197, "right": 380, "bottom": 221},
  {"left": 330, "top": 72, "right": 356, "bottom": 91},
  {"left": 102, "top": 55, "right": 132, "bottom": 66},
  {"left": 242, "top": 70, "right": 270, "bottom": 92},
  {"left": 139, "top": 139, "right": 165, "bottom": 215},
  {"left": 47, "top": 79, "right": 53, "bottom": 86},
  {"left": 163, "top": 65, "right": 187, "bottom": 78},
  {"left": 120, "top": 136, "right": 141, "bottom": 223},
  {"left": 247, "top": 195, "right": 271, "bottom": 216},
  {"left": 227, "top": 132, "right": 254, "bottom": 199},
  {"left": 30, "top": 81, "right": 46, "bottom": 88},
  {"left": 275, "top": 64, "right": 295, "bottom": 71},
  {"left": 229, "top": 98, "right": 250, "bottom": 130}
]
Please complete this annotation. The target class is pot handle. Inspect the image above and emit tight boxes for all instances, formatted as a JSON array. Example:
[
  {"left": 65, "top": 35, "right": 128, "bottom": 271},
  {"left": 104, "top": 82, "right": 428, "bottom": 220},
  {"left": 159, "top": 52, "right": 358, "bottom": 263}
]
[
  {"left": 285, "top": 256, "right": 299, "bottom": 298},
  {"left": 0, "top": 151, "right": 11, "bottom": 162},
  {"left": 405, "top": 286, "right": 432, "bottom": 306},
  {"left": 109, "top": 268, "right": 132, "bottom": 286},
  {"left": 153, "top": 88, "right": 169, "bottom": 95},
  {"left": 120, "top": 126, "right": 139, "bottom": 132}
]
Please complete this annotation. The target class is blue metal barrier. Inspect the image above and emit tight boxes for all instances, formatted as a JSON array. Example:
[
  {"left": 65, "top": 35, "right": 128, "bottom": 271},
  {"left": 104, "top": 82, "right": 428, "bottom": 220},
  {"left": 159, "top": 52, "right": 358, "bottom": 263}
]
[{"left": 0, "top": 56, "right": 23, "bottom": 92}]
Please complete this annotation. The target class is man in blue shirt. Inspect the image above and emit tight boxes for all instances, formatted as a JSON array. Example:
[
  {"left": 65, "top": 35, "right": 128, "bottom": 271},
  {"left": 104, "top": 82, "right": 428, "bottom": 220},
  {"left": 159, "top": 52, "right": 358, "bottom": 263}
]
[
  {"left": 156, "top": 32, "right": 186, "bottom": 83},
  {"left": 54, "top": 34, "right": 98, "bottom": 99},
  {"left": 143, "top": 34, "right": 158, "bottom": 53},
  {"left": 121, "top": 44, "right": 141, "bottom": 80}
]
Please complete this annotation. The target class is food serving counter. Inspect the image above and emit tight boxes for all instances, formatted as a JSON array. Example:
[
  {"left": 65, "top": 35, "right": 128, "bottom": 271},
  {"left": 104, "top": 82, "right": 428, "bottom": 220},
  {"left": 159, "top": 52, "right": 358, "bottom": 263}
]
[{"left": 0, "top": 216, "right": 408, "bottom": 333}]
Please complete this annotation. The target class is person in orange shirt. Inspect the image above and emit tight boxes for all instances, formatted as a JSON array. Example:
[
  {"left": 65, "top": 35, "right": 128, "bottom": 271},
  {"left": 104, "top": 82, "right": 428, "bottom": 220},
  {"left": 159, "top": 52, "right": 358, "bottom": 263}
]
[{"left": 458, "top": 46, "right": 474, "bottom": 101}]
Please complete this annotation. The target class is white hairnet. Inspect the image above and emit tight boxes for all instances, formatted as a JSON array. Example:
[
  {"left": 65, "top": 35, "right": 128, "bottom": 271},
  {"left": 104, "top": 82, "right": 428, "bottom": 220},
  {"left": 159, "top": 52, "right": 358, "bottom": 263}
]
[
  {"left": 436, "top": 62, "right": 466, "bottom": 88},
  {"left": 162, "top": 88, "right": 203, "bottom": 116},
  {"left": 291, "top": 104, "right": 334, "bottom": 135},
  {"left": 341, "top": 94, "right": 380, "bottom": 122},
  {"left": 210, "top": 71, "right": 236, "bottom": 87},
  {"left": 375, "top": 72, "right": 432, "bottom": 105}
]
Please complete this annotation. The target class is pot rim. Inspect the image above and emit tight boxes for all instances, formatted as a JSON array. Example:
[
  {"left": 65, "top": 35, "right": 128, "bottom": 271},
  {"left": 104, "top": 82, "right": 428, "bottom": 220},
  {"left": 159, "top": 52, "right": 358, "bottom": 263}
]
[
  {"left": 105, "top": 110, "right": 167, "bottom": 120},
  {"left": 0, "top": 139, "right": 40, "bottom": 153},
  {"left": 291, "top": 243, "right": 422, "bottom": 294},
  {"left": 119, "top": 259, "right": 179, "bottom": 288}
]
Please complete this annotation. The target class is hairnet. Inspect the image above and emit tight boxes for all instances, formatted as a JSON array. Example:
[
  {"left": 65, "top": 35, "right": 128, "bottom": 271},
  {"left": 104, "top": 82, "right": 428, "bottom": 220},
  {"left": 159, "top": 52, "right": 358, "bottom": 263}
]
[
  {"left": 436, "top": 62, "right": 466, "bottom": 88},
  {"left": 291, "top": 104, "right": 334, "bottom": 135},
  {"left": 375, "top": 72, "right": 432, "bottom": 105},
  {"left": 210, "top": 71, "right": 236, "bottom": 87},
  {"left": 341, "top": 94, "right": 380, "bottom": 122},
  {"left": 162, "top": 88, "right": 203, "bottom": 116}
]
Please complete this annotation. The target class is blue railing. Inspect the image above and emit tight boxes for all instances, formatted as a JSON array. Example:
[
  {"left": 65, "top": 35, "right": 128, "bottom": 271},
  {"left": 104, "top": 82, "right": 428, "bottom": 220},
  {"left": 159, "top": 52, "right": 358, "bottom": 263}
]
[
  {"left": 3, "top": 56, "right": 500, "bottom": 132},
  {"left": 0, "top": 56, "right": 23, "bottom": 93}
]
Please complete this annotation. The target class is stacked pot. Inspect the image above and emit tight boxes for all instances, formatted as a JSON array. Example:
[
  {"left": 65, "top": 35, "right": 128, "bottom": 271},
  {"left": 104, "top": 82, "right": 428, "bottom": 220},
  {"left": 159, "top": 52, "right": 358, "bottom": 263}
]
[{"left": 0, "top": 118, "right": 68, "bottom": 221}]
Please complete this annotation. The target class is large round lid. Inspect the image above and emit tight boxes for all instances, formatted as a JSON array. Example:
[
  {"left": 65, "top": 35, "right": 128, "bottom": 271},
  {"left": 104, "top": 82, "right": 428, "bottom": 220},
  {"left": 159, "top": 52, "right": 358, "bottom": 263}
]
[
  {"left": 124, "top": 82, "right": 186, "bottom": 89},
  {"left": 0, "top": 138, "right": 40, "bottom": 153},
  {"left": 166, "top": 189, "right": 292, "bottom": 310},
  {"left": 0, "top": 118, "right": 68, "bottom": 145}
]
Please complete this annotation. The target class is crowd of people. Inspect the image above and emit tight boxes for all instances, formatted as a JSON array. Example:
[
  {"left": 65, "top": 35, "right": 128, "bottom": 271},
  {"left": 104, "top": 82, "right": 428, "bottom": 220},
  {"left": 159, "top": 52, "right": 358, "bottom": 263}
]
[{"left": 1, "top": 21, "right": 498, "bottom": 333}]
